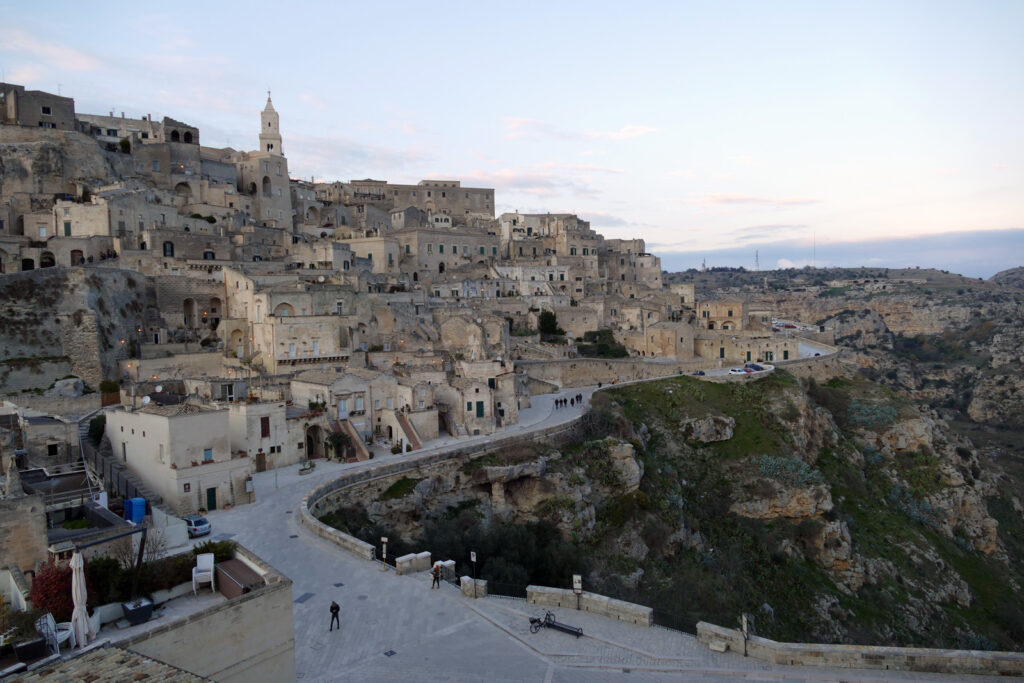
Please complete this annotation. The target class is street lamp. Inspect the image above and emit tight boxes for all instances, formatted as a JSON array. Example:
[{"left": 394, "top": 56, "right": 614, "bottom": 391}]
[{"left": 380, "top": 536, "right": 388, "bottom": 570}]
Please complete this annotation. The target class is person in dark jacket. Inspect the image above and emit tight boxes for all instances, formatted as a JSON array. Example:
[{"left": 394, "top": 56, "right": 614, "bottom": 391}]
[{"left": 329, "top": 600, "right": 340, "bottom": 631}]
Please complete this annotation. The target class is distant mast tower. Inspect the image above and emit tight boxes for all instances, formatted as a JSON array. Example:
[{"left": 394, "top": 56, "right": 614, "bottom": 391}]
[
  {"left": 260, "top": 91, "right": 284, "bottom": 155},
  {"left": 755, "top": 250, "right": 760, "bottom": 271}
]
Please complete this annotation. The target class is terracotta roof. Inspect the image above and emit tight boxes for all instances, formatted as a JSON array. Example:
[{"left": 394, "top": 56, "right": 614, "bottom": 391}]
[{"left": 10, "top": 645, "right": 211, "bottom": 682}]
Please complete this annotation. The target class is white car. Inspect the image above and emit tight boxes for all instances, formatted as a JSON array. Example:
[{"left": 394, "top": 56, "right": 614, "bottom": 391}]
[{"left": 728, "top": 368, "right": 747, "bottom": 375}]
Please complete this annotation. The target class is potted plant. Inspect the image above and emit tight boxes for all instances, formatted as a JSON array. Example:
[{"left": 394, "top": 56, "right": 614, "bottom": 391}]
[
  {"left": 5, "top": 608, "right": 46, "bottom": 663},
  {"left": 121, "top": 596, "right": 154, "bottom": 626}
]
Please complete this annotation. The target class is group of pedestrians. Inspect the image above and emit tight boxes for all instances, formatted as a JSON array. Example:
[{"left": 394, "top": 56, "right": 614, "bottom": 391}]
[{"left": 553, "top": 393, "right": 583, "bottom": 410}]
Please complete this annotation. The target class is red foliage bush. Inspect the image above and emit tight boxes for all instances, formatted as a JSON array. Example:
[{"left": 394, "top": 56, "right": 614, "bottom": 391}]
[{"left": 29, "top": 561, "right": 74, "bottom": 622}]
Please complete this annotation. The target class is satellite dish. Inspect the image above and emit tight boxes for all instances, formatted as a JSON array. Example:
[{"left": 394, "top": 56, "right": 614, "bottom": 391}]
[
  {"left": 155, "top": 385, "right": 163, "bottom": 393},
  {"left": 142, "top": 396, "right": 151, "bottom": 405},
  {"left": 318, "top": 275, "right": 325, "bottom": 282}
]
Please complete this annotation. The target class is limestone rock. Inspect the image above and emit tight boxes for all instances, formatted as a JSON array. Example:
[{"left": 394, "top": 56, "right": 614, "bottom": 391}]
[
  {"left": 45, "top": 377, "right": 84, "bottom": 398},
  {"left": 730, "top": 482, "right": 833, "bottom": 520},
  {"left": 680, "top": 415, "right": 734, "bottom": 443},
  {"left": 607, "top": 441, "right": 643, "bottom": 493}
]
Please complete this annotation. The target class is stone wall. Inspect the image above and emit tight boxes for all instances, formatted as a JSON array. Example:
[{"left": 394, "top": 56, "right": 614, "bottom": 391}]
[
  {"left": 0, "top": 491, "right": 48, "bottom": 572},
  {"left": 0, "top": 358, "right": 74, "bottom": 394},
  {"left": 527, "top": 585, "right": 653, "bottom": 626},
  {"left": 775, "top": 347, "right": 845, "bottom": 382},
  {"left": 119, "top": 546, "right": 295, "bottom": 682},
  {"left": 696, "top": 621, "right": 1024, "bottom": 677},
  {"left": 516, "top": 357, "right": 717, "bottom": 389}
]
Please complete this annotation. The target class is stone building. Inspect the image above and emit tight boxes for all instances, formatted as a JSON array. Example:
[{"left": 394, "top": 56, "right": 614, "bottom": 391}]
[
  {"left": 0, "top": 82, "right": 76, "bottom": 130},
  {"left": 105, "top": 403, "right": 253, "bottom": 514}
]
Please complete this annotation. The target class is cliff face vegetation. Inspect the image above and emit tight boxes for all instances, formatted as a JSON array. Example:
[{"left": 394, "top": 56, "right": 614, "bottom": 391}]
[{"left": 323, "top": 370, "right": 1024, "bottom": 650}]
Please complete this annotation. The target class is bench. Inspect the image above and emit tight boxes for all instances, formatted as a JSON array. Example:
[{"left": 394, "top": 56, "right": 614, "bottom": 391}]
[
  {"left": 529, "top": 610, "right": 583, "bottom": 638},
  {"left": 215, "top": 559, "right": 264, "bottom": 599}
]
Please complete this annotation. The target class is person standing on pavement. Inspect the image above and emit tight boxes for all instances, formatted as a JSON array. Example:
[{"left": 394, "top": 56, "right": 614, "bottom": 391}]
[
  {"left": 431, "top": 563, "right": 442, "bottom": 589},
  {"left": 329, "top": 600, "right": 340, "bottom": 631}
]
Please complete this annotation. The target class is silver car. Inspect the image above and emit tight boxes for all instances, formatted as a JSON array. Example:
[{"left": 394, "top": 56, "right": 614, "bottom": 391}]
[{"left": 183, "top": 514, "right": 211, "bottom": 538}]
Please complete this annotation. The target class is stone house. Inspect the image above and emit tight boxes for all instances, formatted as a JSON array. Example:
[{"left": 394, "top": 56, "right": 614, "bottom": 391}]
[{"left": 105, "top": 403, "right": 252, "bottom": 514}]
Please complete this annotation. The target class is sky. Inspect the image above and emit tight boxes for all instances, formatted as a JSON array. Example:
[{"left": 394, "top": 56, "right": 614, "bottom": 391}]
[{"left": 2, "top": 1, "right": 1022, "bottom": 278}]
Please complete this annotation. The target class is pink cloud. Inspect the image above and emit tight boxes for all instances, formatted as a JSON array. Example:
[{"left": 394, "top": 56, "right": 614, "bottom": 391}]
[{"left": 0, "top": 28, "right": 103, "bottom": 71}]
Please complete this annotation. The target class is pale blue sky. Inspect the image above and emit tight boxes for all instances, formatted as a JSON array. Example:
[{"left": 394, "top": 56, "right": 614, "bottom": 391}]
[{"left": 2, "top": 1, "right": 1022, "bottom": 276}]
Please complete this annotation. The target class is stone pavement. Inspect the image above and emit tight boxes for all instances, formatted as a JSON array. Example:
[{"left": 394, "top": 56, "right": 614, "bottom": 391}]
[{"left": 198, "top": 385, "right": 1002, "bottom": 682}]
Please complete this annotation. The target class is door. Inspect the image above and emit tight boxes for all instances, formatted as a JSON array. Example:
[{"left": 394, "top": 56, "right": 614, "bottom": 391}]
[
  {"left": 288, "top": 343, "right": 296, "bottom": 358},
  {"left": 255, "top": 451, "right": 267, "bottom": 473},
  {"left": 206, "top": 487, "right": 217, "bottom": 511},
  {"left": 475, "top": 401, "right": 484, "bottom": 418}
]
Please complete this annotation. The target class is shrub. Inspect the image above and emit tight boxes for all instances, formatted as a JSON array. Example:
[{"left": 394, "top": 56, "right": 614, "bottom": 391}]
[
  {"left": 848, "top": 400, "right": 897, "bottom": 428},
  {"left": 86, "top": 556, "right": 123, "bottom": 607},
  {"left": 30, "top": 561, "right": 74, "bottom": 621},
  {"left": 192, "top": 539, "right": 237, "bottom": 563},
  {"left": 758, "top": 455, "right": 825, "bottom": 486}
]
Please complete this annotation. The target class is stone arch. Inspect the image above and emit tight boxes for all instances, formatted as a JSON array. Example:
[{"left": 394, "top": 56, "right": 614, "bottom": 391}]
[
  {"left": 247, "top": 182, "right": 257, "bottom": 196},
  {"left": 230, "top": 329, "right": 245, "bottom": 358},
  {"left": 209, "top": 297, "right": 221, "bottom": 326},
  {"left": 306, "top": 206, "right": 320, "bottom": 224},
  {"left": 305, "top": 425, "right": 326, "bottom": 459},
  {"left": 170, "top": 130, "right": 180, "bottom": 142},
  {"left": 70, "top": 249, "right": 84, "bottom": 265},
  {"left": 262, "top": 176, "right": 271, "bottom": 196},
  {"left": 183, "top": 298, "right": 199, "bottom": 328},
  {"left": 163, "top": 241, "right": 175, "bottom": 257},
  {"left": 40, "top": 251, "right": 56, "bottom": 268},
  {"left": 183, "top": 131, "right": 193, "bottom": 144},
  {"left": 274, "top": 303, "right": 294, "bottom": 317}
]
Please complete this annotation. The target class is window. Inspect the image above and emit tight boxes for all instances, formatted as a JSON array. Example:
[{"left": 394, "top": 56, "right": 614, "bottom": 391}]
[
  {"left": 386, "top": 398, "right": 393, "bottom": 409},
  {"left": 439, "top": 245, "right": 444, "bottom": 254},
  {"left": 63, "top": 221, "right": 71, "bottom": 236},
  {"left": 728, "top": 310, "right": 733, "bottom": 317},
  {"left": 184, "top": 483, "right": 190, "bottom": 493},
  {"left": 479, "top": 246, "right": 484, "bottom": 255},
  {"left": 492, "top": 247, "right": 497, "bottom": 256},
  {"left": 38, "top": 121, "right": 55, "bottom": 128},
  {"left": 261, "top": 416, "right": 271, "bottom": 438},
  {"left": 203, "top": 448, "right": 213, "bottom": 462},
  {"left": 405, "top": 244, "right": 411, "bottom": 254},
  {"left": 374, "top": 399, "right": 380, "bottom": 410},
  {"left": 427, "top": 243, "right": 432, "bottom": 253},
  {"left": 418, "top": 400, "right": 424, "bottom": 409},
  {"left": 106, "top": 129, "right": 117, "bottom": 136},
  {"left": 354, "top": 396, "right": 364, "bottom": 412},
  {"left": 152, "top": 160, "right": 160, "bottom": 172},
  {"left": 47, "top": 443, "right": 58, "bottom": 456},
  {"left": 467, "top": 402, "right": 472, "bottom": 412},
  {"left": 41, "top": 106, "right": 52, "bottom": 115},
  {"left": 783, "top": 350, "right": 790, "bottom": 360},
  {"left": 719, "top": 347, "right": 725, "bottom": 358}
]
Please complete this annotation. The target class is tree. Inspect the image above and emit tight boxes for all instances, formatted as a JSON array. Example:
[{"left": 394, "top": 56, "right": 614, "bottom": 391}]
[
  {"left": 538, "top": 310, "right": 564, "bottom": 335},
  {"left": 326, "top": 430, "right": 351, "bottom": 460}
]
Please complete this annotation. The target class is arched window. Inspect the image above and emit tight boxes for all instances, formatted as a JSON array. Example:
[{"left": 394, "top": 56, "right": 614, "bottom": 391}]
[
  {"left": 262, "top": 177, "right": 271, "bottom": 196},
  {"left": 170, "top": 130, "right": 180, "bottom": 142},
  {"left": 183, "top": 131, "right": 193, "bottom": 143},
  {"left": 163, "top": 241, "right": 174, "bottom": 257},
  {"left": 40, "top": 252, "right": 56, "bottom": 268},
  {"left": 203, "top": 251, "right": 215, "bottom": 260}
]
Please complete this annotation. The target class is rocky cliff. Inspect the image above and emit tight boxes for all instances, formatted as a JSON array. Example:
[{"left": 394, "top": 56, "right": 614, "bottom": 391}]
[{"left": 321, "top": 369, "right": 1024, "bottom": 650}]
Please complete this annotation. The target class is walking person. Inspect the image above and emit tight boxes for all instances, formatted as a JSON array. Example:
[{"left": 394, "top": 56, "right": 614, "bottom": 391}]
[
  {"left": 431, "top": 563, "right": 442, "bottom": 589},
  {"left": 329, "top": 600, "right": 340, "bottom": 632}
]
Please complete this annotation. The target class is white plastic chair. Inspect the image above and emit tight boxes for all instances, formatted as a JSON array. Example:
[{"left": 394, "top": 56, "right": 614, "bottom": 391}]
[
  {"left": 192, "top": 553, "right": 216, "bottom": 595},
  {"left": 36, "top": 613, "right": 75, "bottom": 654}
]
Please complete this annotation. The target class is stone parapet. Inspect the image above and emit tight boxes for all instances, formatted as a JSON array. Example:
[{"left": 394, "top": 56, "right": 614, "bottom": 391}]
[
  {"left": 526, "top": 585, "right": 652, "bottom": 626},
  {"left": 394, "top": 553, "right": 417, "bottom": 575},
  {"left": 297, "top": 503, "right": 375, "bottom": 561},
  {"left": 696, "top": 621, "right": 1024, "bottom": 677},
  {"left": 461, "top": 577, "right": 487, "bottom": 598}
]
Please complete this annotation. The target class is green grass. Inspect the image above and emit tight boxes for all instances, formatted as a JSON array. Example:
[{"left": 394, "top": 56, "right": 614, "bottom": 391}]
[{"left": 378, "top": 477, "right": 423, "bottom": 501}]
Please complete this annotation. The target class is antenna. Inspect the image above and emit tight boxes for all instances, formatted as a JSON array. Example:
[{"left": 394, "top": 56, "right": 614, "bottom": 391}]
[{"left": 755, "top": 250, "right": 760, "bottom": 271}]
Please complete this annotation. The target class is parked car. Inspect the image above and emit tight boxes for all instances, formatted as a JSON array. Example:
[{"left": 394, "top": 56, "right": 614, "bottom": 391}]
[
  {"left": 728, "top": 368, "right": 747, "bottom": 375},
  {"left": 745, "top": 363, "right": 765, "bottom": 372},
  {"left": 784, "top": 324, "right": 797, "bottom": 329},
  {"left": 183, "top": 514, "right": 211, "bottom": 538},
  {"left": 691, "top": 370, "right": 706, "bottom": 376}
]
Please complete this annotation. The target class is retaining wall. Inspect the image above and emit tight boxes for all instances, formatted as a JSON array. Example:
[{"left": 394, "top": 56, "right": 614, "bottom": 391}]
[
  {"left": 527, "top": 585, "right": 653, "bottom": 626},
  {"left": 696, "top": 621, "right": 1024, "bottom": 677}
]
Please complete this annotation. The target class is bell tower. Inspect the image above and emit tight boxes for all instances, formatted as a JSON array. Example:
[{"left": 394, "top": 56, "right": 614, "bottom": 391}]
[{"left": 259, "top": 91, "right": 283, "bottom": 156}]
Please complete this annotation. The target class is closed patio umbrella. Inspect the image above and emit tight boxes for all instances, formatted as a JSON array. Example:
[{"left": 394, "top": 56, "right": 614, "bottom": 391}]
[{"left": 70, "top": 552, "right": 94, "bottom": 648}]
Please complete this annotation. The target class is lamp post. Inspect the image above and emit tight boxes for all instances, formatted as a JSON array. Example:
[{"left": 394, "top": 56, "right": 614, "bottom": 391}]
[{"left": 381, "top": 536, "right": 388, "bottom": 570}]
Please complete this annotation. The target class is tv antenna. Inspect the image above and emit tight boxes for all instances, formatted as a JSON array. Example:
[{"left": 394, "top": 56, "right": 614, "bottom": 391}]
[{"left": 755, "top": 250, "right": 760, "bottom": 271}]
